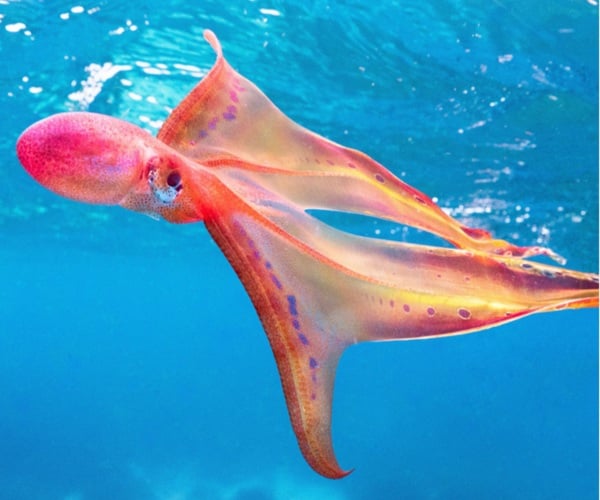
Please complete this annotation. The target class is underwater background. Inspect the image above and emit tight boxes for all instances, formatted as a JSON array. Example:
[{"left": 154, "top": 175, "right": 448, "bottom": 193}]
[{"left": 0, "top": 1, "right": 598, "bottom": 499}]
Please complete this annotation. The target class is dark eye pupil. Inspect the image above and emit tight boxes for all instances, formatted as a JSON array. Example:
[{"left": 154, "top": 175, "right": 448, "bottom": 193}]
[{"left": 167, "top": 171, "right": 182, "bottom": 188}]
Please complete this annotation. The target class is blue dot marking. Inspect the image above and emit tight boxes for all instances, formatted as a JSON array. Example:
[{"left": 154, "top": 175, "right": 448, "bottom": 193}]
[
  {"left": 270, "top": 274, "right": 282, "bottom": 289},
  {"left": 287, "top": 295, "right": 298, "bottom": 316}
]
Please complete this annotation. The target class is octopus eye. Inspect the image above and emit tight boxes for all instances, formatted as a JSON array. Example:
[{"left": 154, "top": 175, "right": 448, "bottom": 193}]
[
  {"left": 167, "top": 170, "right": 181, "bottom": 187},
  {"left": 166, "top": 170, "right": 183, "bottom": 191},
  {"left": 148, "top": 165, "right": 183, "bottom": 204}
]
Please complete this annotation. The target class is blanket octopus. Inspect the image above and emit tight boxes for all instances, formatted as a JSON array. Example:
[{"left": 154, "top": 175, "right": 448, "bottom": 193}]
[{"left": 16, "top": 31, "right": 598, "bottom": 478}]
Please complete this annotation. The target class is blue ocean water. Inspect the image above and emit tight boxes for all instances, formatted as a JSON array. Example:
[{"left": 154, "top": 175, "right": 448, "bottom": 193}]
[{"left": 1, "top": 1, "right": 598, "bottom": 499}]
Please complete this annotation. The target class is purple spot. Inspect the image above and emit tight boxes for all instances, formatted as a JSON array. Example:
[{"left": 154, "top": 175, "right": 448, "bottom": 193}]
[
  {"left": 403, "top": 304, "right": 410, "bottom": 313},
  {"left": 311, "top": 393, "right": 316, "bottom": 400},
  {"left": 287, "top": 295, "right": 298, "bottom": 316},
  {"left": 270, "top": 274, "right": 282, "bottom": 290},
  {"left": 389, "top": 300, "right": 395, "bottom": 308},
  {"left": 208, "top": 117, "right": 219, "bottom": 129},
  {"left": 265, "top": 261, "right": 272, "bottom": 270},
  {"left": 229, "top": 90, "right": 239, "bottom": 103},
  {"left": 223, "top": 105, "right": 237, "bottom": 121},
  {"left": 521, "top": 263, "right": 533, "bottom": 269},
  {"left": 253, "top": 250, "right": 261, "bottom": 260},
  {"left": 375, "top": 174, "right": 385, "bottom": 183},
  {"left": 414, "top": 196, "right": 426, "bottom": 205},
  {"left": 309, "top": 357, "right": 318, "bottom": 369},
  {"left": 298, "top": 333, "right": 309, "bottom": 345},
  {"left": 292, "top": 319, "right": 300, "bottom": 330},
  {"left": 458, "top": 308, "right": 471, "bottom": 320},
  {"left": 199, "top": 130, "right": 208, "bottom": 138},
  {"left": 347, "top": 162, "right": 357, "bottom": 169},
  {"left": 426, "top": 307, "right": 436, "bottom": 317}
]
